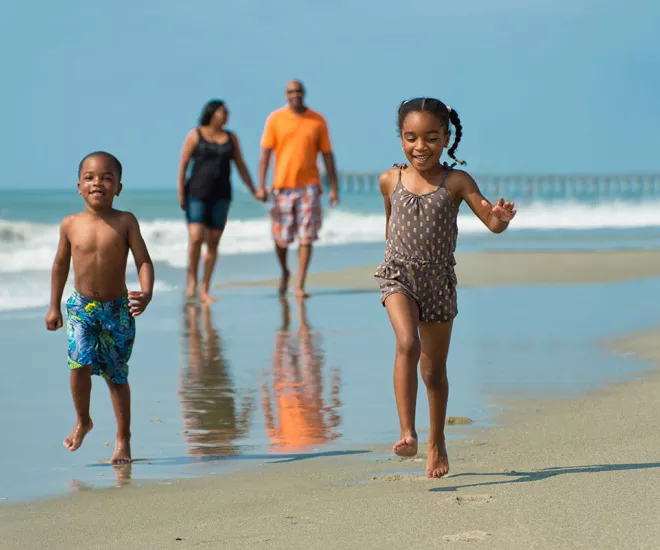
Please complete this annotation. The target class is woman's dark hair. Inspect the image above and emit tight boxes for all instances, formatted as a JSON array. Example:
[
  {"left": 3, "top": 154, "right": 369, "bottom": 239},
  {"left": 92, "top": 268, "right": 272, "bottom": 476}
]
[
  {"left": 199, "top": 100, "right": 225, "bottom": 126},
  {"left": 397, "top": 98, "right": 466, "bottom": 167}
]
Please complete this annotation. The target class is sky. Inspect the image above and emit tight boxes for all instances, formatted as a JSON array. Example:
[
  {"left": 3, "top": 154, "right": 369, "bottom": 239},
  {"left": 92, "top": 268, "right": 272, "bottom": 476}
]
[{"left": 2, "top": 0, "right": 659, "bottom": 189}]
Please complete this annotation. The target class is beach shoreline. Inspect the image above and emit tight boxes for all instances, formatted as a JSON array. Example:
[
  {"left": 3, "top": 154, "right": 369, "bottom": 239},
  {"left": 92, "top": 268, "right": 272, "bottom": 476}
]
[
  {"left": 221, "top": 249, "right": 660, "bottom": 290},
  {"left": 2, "top": 320, "right": 660, "bottom": 548}
]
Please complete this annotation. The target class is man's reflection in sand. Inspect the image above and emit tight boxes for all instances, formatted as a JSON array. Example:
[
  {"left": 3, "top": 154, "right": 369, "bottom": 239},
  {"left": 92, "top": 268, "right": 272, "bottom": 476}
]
[
  {"left": 179, "top": 304, "right": 254, "bottom": 457},
  {"left": 261, "top": 297, "right": 341, "bottom": 451}
]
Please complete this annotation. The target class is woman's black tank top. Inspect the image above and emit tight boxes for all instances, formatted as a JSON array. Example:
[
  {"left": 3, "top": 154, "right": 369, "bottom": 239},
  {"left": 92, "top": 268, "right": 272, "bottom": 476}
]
[{"left": 187, "top": 128, "right": 235, "bottom": 201}]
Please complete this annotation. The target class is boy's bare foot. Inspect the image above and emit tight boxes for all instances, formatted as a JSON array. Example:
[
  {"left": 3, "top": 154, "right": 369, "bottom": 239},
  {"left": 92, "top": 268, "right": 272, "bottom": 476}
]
[
  {"left": 393, "top": 433, "right": 418, "bottom": 457},
  {"left": 63, "top": 419, "right": 93, "bottom": 452},
  {"left": 278, "top": 269, "right": 290, "bottom": 296},
  {"left": 426, "top": 439, "right": 449, "bottom": 478},
  {"left": 111, "top": 437, "right": 132, "bottom": 465},
  {"left": 294, "top": 288, "right": 310, "bottom": 299},
  {"left": 200, "top": 292, "right": 218, "bottom": 305}
]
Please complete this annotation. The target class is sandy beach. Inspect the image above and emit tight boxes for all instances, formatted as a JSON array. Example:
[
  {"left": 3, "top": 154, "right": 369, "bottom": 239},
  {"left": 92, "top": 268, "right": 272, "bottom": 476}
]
[
  {"left": 223, "top": 249, "right": 660, "bottom": 290},
  {"left": 2, "top": 250, "right": 660, "bottom": 549},
  {"left": 2, "top": 328, "right": 659, "bottom": 549}
]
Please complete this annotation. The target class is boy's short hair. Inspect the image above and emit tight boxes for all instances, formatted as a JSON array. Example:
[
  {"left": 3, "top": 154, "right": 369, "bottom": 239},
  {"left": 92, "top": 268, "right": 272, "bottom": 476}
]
[{"left": 78, "top": 151, "right": 123, "bottom": 180}]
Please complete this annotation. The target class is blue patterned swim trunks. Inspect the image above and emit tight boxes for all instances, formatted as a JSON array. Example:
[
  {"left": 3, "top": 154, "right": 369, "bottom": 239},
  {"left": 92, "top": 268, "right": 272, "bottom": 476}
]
[{"left": 66, "top": 290, "right": 136, "bottom": 384}]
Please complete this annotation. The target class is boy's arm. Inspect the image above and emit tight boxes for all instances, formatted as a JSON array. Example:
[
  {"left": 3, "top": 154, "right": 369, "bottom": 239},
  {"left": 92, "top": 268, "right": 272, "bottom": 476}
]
[
  {"left": 126, "top": 213, "right": 155, "bottom": 317},
  {"left": 46, "top": 218, "right": 72, "bottom": 330}
]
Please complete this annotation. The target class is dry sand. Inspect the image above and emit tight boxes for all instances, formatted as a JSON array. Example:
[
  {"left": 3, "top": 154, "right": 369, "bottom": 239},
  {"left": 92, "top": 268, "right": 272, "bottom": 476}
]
[
  {"left": 3, "top": 250, "right": 660, "bottom": 549},
  {"left": 2, "top": 328, "right": 659, "bottom": 549},
  {"left": 223, "top": 249, "right": 660, "bottom": 290}
]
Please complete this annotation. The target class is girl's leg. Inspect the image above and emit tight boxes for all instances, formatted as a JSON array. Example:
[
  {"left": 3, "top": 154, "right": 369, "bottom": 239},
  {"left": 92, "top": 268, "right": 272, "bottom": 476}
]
[
  {"left": 200, "top": 228, "right": 223, "bottom": 304},
  {"left": 385, "top": 293, "right": 421, "bottom": 457},
  {"left": 186, "top": 223, "right": 205, "bottom": 298},
  {"left": 418, "top": 320, "right": 453, "bottom": 478}
]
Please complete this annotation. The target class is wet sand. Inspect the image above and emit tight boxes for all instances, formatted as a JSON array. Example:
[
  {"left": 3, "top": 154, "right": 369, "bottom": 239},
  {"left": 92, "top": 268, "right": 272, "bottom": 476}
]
[
  {"left": 3, "top": 246, "right": 660, "bottom": 547},
  {"left": 2, "top": 327, "right": 660, "bottom": 548},
  {"left": 222, "top": 249, "right": 660, "bottom": 289}
]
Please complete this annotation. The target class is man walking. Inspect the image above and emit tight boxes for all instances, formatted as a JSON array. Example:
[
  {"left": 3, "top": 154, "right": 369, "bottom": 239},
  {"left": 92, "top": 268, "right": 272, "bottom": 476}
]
[{"left": 257, "top": 80, "right": 339, "bottom": 298}]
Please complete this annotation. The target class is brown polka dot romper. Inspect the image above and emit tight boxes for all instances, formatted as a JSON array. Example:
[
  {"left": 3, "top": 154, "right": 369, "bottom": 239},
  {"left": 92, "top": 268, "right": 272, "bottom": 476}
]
[{"left": 374, "top": 164, "right": 459, "bottom": 323}]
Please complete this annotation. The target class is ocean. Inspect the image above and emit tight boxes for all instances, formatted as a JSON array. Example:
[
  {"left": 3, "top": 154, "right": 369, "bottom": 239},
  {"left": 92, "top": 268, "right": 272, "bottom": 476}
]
[{"left": 2, "top": 187, "right": 660, "bottom": 313}]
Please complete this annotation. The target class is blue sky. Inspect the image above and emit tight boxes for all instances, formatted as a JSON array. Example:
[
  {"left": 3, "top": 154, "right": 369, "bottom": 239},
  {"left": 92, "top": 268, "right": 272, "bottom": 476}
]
[{"left": 2, "top": 0, "right": 659, "bottom": 189}]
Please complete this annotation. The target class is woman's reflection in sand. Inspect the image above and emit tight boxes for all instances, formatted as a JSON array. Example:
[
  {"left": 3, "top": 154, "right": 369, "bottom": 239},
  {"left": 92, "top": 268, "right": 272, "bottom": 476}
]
[
  {"left": 261, "top": 297, "right": 341, "bottom": 452},
  {"left": 179, "top": 304, "right": 254, "bottom": 457}
]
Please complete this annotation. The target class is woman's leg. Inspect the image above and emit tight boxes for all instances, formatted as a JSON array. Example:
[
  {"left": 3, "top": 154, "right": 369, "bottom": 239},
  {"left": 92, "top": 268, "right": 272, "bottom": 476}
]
[
  {"left": 200, "top": 228, "right": 223, "bottom": 304},
  {"left": 186, "top": 223, "right": 205, "bottom": 298},
  {"left": 418, "top": 320, "right": 453, "bottom": 478},
  {"left": 384, "top": 293, "right": 421, "bottom": 457}
]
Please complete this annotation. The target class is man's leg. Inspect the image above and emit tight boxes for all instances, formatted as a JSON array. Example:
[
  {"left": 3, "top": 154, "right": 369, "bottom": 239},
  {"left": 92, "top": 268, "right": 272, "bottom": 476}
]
[
  {"left": 295, "top": 185, "right": 322, "bottom": 299},
  {"left": 271, "top": 190, "right": 294, "bottom": 296}
]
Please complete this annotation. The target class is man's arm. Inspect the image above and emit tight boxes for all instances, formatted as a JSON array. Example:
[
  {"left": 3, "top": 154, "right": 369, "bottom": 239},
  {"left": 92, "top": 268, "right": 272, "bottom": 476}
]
[
  {"left": 321, "top": 152, "right": 339, "bottom": 205},
  {"left": 46, "top": 218, "right": 72, "bottom": 330},
  {"left": 126, "top": 213, "right": 155, "bottom": 316}
]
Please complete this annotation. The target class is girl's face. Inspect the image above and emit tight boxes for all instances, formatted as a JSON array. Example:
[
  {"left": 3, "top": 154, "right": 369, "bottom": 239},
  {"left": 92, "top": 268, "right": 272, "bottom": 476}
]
[
  {"left": 211, "top": 105, "right": 229, "bottom": 128},
  {"left": 400, "top": 111, "right": 450, "bottom": 171}
]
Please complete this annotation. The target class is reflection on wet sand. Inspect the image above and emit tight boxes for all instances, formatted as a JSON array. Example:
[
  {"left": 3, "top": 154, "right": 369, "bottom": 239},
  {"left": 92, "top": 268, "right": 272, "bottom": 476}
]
[
  {"left": 179, "top": 304, "right": 254, "bottom": 457},
  {"left": 261, "top": 298, "right": 342, "bottom": 452}
]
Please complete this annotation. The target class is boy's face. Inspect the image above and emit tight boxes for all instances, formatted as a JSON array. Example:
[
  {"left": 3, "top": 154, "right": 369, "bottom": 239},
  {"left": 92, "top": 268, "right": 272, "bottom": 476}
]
[{"left": 78, "top": 155, "right": 122, "bottom": 208}]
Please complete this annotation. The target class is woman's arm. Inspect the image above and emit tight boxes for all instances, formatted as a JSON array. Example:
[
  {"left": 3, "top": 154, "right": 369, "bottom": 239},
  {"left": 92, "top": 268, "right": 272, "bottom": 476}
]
[
  {"left": 230, "top": 132, "right": 257, "bottom": 197},
  {"left": 177, "top": 129, "right": 199, "bottom": 210}
]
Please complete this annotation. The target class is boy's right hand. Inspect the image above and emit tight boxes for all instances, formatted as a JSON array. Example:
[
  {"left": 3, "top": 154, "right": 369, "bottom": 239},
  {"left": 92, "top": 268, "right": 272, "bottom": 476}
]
[{"left": 45, "top": 308, "right": 63, "bottom": 331}]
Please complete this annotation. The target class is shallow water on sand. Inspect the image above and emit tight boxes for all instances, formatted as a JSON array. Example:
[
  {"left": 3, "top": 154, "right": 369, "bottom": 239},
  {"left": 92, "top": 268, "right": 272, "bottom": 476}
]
[{"left": 1, "top": 277, "right": 660, "bottom": 502}]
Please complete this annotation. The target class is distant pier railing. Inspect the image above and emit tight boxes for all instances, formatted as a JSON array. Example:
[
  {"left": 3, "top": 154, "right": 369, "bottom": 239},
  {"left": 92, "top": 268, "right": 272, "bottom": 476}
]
[{"left": 323, "top": 173, "right": 660, "bottom": 201}]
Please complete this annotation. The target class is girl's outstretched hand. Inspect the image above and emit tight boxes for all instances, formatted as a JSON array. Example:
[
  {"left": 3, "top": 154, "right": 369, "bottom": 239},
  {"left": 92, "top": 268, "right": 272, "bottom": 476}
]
[{"left": 481, "top": 197, "right": 517, "bottom": 222}]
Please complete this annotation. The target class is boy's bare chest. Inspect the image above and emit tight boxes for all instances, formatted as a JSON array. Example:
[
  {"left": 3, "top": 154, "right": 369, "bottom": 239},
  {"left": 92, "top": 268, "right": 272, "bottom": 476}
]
[{"left": 70, "top": 223, "right": 128, "bottom": 257}]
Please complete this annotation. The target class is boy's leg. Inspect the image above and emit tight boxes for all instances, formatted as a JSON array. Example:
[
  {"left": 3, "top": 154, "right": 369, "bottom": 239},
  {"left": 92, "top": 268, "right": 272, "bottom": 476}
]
[
  {"left": 64, "top": 365, "right": 94, "bottom": 451},
  {"left": 105, "top": 379, "right": 132, "bottom": 464},
  {"left": 418, "top": 320, "right": 453, "bottom": 478},
  {"left": 384, "top": 293, "right": 421, "bottom": 457}
]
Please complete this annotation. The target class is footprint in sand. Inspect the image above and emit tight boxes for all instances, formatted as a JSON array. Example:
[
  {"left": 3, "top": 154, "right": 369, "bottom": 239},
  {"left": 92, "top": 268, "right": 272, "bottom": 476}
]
[
  {"left": 372, "top": 473, "right": 426, "bottom": 482},
  {"left": 451, "top": 494, "right": 493, "bottom": 505},
  {"left": 443, "top": 531, "right": 491, "bottom": 543}
]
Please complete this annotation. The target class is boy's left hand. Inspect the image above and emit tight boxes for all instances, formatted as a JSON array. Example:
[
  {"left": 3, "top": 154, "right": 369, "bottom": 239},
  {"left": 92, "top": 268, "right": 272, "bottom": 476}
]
[
  {"left": 128, "top": 291, "right": 152, "bottom": 317},
  {"left": 482, "top": 197, "right": 516, "bottom": 222}
]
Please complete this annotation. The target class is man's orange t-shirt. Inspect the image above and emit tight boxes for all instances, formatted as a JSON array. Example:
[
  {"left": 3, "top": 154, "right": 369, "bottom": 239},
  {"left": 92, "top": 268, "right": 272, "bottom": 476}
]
[{"left": 260, "top": 106, "right": 333, "bottom": 189}]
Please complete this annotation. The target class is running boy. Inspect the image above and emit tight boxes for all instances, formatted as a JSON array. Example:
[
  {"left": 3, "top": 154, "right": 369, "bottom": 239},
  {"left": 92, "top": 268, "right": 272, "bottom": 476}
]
[
  {"left": 375, "top": 98, "right": 516, "bottom": 478},
  {"left": 45, "top": 151, "right": 155, "bottom": 464}
]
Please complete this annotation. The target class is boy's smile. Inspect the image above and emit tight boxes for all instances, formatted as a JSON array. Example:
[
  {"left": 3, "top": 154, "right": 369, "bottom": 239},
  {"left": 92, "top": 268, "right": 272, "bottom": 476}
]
[{"left": 78, "top": 156, "right": 122, "bottom": 207}]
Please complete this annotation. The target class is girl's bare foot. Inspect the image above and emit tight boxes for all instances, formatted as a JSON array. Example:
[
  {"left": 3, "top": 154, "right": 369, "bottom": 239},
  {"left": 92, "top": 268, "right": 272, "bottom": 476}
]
[
  {"left": 63, "top": 419, "right": 93, "bottom": 452},
  {"left": 393, "top": 432, "right": 418, "bottom": 457},
  {"left": 279, "top": 269, "right": 290, "bottom": 296},
  {"left": 111, "top": 437, "right": 132, "bottom": 465},
  {"left": 426, "top": 439, "right": 449, "bottom": 478}
]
